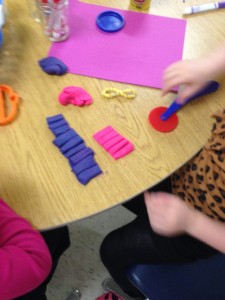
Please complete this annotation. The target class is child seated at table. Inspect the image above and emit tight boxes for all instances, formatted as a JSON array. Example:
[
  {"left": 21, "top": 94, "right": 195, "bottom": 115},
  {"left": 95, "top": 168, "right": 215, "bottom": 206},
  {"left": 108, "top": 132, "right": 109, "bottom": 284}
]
[
  {"left": 0, "top": 198, "right": 52, "bottom": 299},
  {"left": 0, "top": 196, "right": 70, "bottom": 300},
  {"left": 99, "top": 42, "right": 225, "bottom": 300},
  {"left": 15, "top": 225, "right": 70, "bottom": 300}
]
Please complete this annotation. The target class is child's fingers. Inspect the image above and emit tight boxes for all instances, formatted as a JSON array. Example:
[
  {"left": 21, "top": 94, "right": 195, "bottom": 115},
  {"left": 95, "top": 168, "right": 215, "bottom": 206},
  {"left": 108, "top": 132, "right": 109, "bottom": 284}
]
[
  {"left": 162, "top": 78, "right": 180, "bottom": 96},
  {"left": 176, "top": 83, "right": 207, "bottom": 104},
  {"left": 162, "top": 69, "right": 184, "bottom": 92},
  {"left": 176, "top": 91, "right": 192, "bottom": 104},
  {"left": 144, "top": 192, "right": 159, "bottom": 213},
  {"left": 161, "top": 86, "right": 172, "bottom": 97},
  {"left": 144, "top": 191, "right": 157, "bottom": 203}
]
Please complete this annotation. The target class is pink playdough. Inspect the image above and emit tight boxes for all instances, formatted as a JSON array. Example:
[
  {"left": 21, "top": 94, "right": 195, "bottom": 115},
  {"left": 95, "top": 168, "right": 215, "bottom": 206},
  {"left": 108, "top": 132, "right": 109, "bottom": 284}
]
[
  {"left": 59, "top": 86, "right": 93, "bottom": 106},
  {"left": 93, "top": 125, "right": 134, "bottom": 159}
]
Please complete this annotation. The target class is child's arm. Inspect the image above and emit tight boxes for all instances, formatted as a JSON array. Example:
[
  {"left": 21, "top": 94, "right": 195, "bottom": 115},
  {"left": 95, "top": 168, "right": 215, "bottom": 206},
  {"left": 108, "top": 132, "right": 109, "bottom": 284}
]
[
  {"left": 144, "top": 191, "right": 225, "bottom": 254},
  {"left": 162, "top": 42, "right": 225, "bottom": 104},
  {"left": 0, "top": 199, "right": 52, "bottom": 300}
]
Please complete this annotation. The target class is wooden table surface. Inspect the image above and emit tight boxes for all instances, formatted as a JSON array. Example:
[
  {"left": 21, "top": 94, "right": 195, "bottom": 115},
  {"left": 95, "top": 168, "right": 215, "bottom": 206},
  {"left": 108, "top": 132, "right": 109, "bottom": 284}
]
[{"left": 1, "top": 0, "right": 225, "bottom": 230}]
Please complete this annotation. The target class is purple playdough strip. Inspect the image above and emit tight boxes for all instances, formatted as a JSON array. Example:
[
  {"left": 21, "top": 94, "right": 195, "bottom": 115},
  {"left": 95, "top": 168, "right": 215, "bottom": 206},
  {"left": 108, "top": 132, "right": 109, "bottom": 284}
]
[
  {"left": 47, "top": 114, "right": 102, "bottom": 185},
  {"left": 69, "top": 147, "right": 94, "bottom": 167}
]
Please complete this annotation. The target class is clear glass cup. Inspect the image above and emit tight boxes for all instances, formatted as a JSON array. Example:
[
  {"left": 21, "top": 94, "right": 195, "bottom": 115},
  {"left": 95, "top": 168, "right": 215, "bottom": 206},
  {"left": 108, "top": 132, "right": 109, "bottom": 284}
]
[{"left": 35, "top": 0, "right": 70, "bottom": 42}]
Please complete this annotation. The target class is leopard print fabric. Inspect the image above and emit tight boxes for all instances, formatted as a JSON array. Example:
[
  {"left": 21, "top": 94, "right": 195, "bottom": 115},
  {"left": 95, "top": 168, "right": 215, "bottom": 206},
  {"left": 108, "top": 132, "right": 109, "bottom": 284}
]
[{"left": 171, "top": 109, "right": 225, "bottom": 222}]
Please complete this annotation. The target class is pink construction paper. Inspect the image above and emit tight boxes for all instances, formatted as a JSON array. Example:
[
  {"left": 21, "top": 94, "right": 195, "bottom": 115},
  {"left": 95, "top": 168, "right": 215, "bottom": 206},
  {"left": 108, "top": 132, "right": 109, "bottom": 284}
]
[{"left": 49, "top": 0, "right": 186, "bottom": 89}]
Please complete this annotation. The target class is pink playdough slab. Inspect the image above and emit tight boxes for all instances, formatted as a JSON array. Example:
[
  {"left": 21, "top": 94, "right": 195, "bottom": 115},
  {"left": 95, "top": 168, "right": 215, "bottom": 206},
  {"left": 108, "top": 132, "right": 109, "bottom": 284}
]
[
  {"left": 49, "top": 1, "right": 187, "bottom": 89},
  {"left": 93, "top": 126, "right": 134, "bottom": 159},
  {"left": 93, "top": 126, "right": 115, "bottom": 141}
]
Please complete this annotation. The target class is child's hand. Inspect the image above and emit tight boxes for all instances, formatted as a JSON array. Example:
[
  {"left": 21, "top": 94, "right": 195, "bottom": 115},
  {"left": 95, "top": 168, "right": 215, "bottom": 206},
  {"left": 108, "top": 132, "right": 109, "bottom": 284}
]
[
  {"left": 144, "top": 191, "right": 196, "bottom": 236},
  {"left": 162, "top": 58, "right": 213, "bottom": 104}
]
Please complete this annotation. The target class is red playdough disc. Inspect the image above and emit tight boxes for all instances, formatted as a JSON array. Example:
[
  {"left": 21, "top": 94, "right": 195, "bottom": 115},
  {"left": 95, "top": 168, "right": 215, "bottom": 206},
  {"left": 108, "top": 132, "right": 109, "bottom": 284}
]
[{"left": 148, "top": 106, "right": 178, "bottom": 132}]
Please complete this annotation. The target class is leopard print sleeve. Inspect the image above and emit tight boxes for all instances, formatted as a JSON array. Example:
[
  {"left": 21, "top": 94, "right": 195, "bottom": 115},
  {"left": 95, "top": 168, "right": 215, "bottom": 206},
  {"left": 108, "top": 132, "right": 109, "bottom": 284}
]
[{"left": 171, "top": 109, "right": 225, "bottom": 222}]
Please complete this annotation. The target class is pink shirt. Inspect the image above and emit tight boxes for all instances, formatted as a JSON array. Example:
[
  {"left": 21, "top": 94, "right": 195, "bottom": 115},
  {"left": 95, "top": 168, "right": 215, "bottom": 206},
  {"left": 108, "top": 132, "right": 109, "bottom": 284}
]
[{"left": 0, "top": 199, "right": 52, "bottom": 300}]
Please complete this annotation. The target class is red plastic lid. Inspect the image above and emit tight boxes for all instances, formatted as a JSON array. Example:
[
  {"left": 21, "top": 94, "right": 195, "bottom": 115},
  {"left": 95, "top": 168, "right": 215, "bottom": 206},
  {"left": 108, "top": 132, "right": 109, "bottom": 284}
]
[{"left": 148, "top": 106, "right": 178, "bottom": 132}]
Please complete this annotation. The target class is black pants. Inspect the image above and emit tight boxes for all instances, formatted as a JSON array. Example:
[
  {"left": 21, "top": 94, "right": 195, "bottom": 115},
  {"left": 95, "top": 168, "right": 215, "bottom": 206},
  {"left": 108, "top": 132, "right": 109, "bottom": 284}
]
[
  {"left": 14, "top": 226, "right": 70, "bottom": 300},
  {"left": 100, "top": 178, "right": 218, "bottom": 298}
]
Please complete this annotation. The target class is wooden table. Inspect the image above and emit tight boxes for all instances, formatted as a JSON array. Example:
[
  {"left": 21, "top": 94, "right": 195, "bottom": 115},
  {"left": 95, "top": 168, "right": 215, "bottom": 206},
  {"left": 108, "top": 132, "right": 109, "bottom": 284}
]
[{"left": 1, "top": 0, "right": 225, "bottom": 230}]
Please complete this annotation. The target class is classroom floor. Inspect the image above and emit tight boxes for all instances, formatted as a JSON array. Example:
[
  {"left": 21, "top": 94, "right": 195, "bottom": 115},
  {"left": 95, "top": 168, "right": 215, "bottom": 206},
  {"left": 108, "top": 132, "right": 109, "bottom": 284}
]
[{"left": 46, "top": 204, "right": 135, "bottom": 300}]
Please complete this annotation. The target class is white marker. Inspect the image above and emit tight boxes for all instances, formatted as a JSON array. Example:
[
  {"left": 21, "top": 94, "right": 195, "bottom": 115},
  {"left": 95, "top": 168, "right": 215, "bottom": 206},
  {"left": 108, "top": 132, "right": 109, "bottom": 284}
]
[{"left": 183, "top": 1, "right": 225, "bottom": 15}]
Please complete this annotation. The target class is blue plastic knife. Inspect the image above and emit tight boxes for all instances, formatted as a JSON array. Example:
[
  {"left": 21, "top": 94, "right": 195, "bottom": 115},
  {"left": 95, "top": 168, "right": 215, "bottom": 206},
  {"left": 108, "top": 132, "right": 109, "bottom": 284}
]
[{"left": 160, "top": 81, "right": 220, "bottom": 121}]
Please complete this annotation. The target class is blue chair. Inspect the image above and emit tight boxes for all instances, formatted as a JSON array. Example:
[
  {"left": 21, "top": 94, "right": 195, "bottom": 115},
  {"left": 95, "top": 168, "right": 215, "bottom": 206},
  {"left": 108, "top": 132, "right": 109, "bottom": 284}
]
[{"left": 127, "top": 253, "right": 225, "bottom": 300}]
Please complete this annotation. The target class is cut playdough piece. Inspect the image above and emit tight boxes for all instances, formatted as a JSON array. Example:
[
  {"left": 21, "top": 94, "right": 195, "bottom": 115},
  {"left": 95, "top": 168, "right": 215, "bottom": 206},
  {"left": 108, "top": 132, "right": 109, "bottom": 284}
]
[
  {"left": 64, "top": 143, "right": 86, "bottom": 159},
  {"left": 51, "top": 125, "right": 70, "bottom": 137},
  {"left": 53, "top": 128, "right": 78, "bottom": 147},
  {"left": 113, "top": 143, "right": 134, "bottom": 159},
  {"left": 98, "top": 130, "right": 119, "bottom": 145},
  {"left": 148, "top": 106, "right": 178, "bottom": 132},
  {"left": 47, "top": 114, "right": 102, "bottom": 185},
  {"left": 93, "top": 125, "right": 134, "bottom": 159},
  {"left": 103, "top": 135, "right": 124, "bottom": 150},
  {"left": 46, "top": 114, "right": 64, "bottom": 124},
  {"left": 46, "top": 114, "right": 70, "bottom": 136},
  {"left": 72, "top": 155, "right": 97, "bottom": 175},
  {"left": 76, "top": 165, "right": 102, "bottom": 185},
  {"left": 93, "top": 125, "right": 114, "bottom": 141},
  {"left": 48, "top": 119, "right": 69, "bottom": 130},
  {"left": 69, "top": 147, "right": 94, "bottom": 167},
  {"left": 108, "top": 139, "right": 129, "bottom": 155},
  {"left": 59, "top": 135, "right": 84, "bottom": 154}
]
